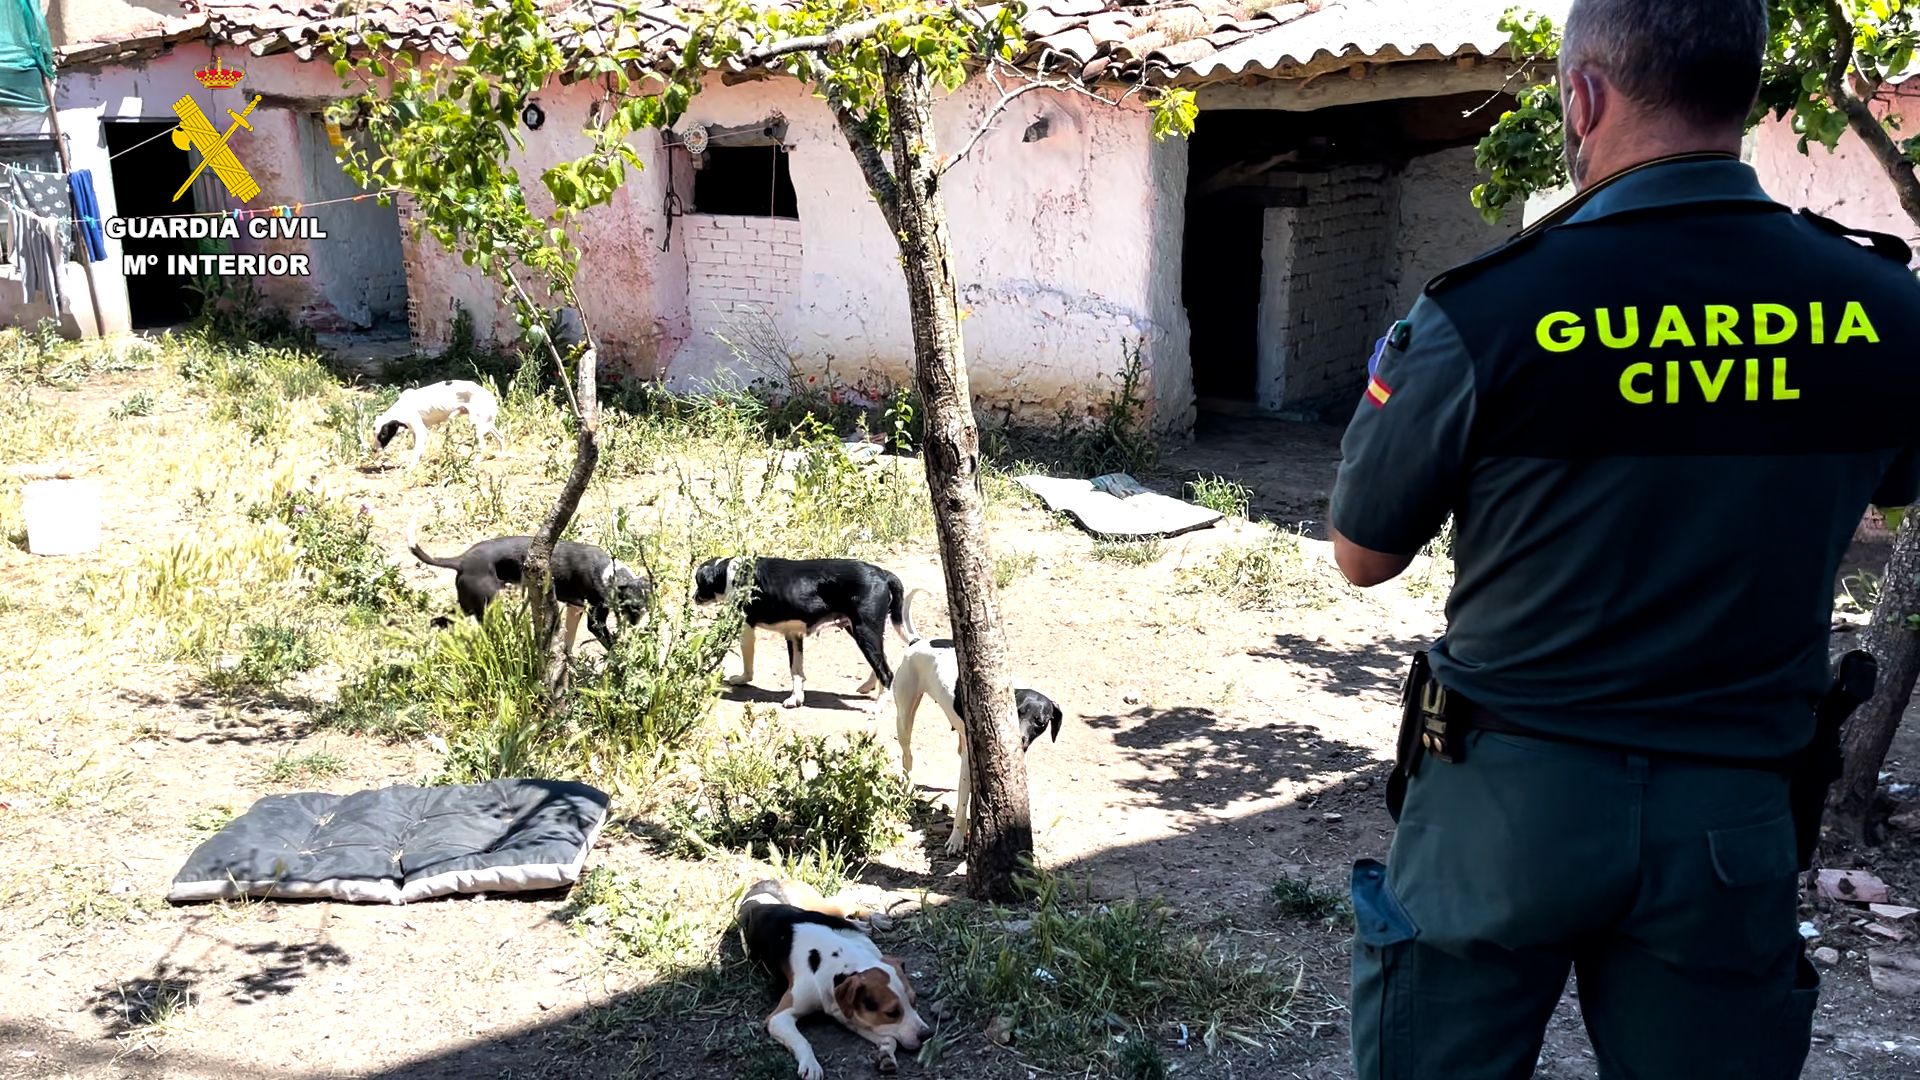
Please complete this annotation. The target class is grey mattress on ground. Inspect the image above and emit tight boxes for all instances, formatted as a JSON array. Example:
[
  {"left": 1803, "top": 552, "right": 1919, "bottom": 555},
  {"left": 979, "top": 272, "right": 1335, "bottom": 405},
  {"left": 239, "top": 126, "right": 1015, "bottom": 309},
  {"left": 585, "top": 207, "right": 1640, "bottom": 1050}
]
[{"left": 169, "top": 779, "right": 610, "bottom": 905}]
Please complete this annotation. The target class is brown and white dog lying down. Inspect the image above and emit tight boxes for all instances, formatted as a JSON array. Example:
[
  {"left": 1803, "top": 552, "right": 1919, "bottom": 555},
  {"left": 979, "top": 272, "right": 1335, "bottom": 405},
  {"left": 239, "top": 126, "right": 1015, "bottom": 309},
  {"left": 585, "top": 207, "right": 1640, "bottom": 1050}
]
[{"left": 738, "top": 878, "right": 930, "bottom": 1079}]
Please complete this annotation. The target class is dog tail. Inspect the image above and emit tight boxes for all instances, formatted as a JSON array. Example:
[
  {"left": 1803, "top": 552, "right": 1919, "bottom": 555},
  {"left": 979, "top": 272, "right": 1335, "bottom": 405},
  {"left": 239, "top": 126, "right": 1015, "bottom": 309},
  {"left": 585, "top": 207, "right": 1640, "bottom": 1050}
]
[
  {"left": 405, "top": 516, "right": 462, "bottom": 571},
  {"left": 900, "top": 587, "right": 933, "bottom": 645},
  {"left": 888, "top": 575, "right": 912, "bottom": 643}
]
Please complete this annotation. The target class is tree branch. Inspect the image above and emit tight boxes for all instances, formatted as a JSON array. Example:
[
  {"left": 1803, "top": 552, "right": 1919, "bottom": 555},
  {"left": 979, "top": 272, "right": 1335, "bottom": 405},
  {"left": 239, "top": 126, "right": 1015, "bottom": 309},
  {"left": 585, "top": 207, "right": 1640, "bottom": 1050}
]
[
  {"left": 1824, "top": 0, "right": 1920, "bottom": 229},
  {"left": 940, "top": 79, "right": 1054, "bottom": 174},
  {"left": 938, "top": 54, "right": 1157, "bottom": 176},
  {"left": 737, "top": 7, "right": 939, "bottom": 66},
  {"left": 504, "top": 266, "right": 590, "bottom": 425},
  {"left": 831, "top": 104, "right": 904, "bottom": 231}
]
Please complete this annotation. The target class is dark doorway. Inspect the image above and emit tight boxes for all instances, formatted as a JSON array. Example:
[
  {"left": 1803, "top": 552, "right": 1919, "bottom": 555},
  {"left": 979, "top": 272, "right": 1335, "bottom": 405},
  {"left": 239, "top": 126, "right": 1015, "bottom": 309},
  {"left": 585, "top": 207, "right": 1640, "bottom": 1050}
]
[
  {"left": 103, "top": 120, "right": 197, "bottom": 328},
  {"left": 1183, "top": 196, "right": 1264, "bottom": 403},
  {"left": 1179, "top": 92, "right": 1515, "bottom": 413}
]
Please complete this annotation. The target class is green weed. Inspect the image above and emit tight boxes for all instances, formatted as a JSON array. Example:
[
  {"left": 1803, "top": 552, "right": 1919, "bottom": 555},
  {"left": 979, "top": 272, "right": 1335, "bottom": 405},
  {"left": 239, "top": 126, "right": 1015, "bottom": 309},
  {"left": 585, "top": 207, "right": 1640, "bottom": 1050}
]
[
  {"left": 666, "top": 714, "right": 913, "bottom": 879},
  {"left": 922, "top": 868, "right": 1298, "bottom": 1075},
  {"left": 205, "top": 621, "right": 321, "bottom": 693},
  {"left": 781, "top": 414, "right": 928, "bottom": 556},
  {"left": 994, "top": 549, "right": 1039, "bottom": 588},
  {"left": 333, "top": 562, "right": 737, "bottom": 791},
  {"left": 1092, "top": 538, "right": 1163, "bottom": 566},
  {"left": 109, "top": 391, "right": 156, "bottom": 420},
  {"left": 178, "top": 338, "right": 332, "bottom": 442},
  {"left": 262, "top": 750, "right": 348, "bottom": 785},
  {"left": 1187, "top": 526, "right": 1358, "bottom": 611},
  {"left": 556, "top": 868, "right": 757, "bottom": 1023},
  {"left": 1188, "top": 475, "right": 1252, "bottom": 518},
  {"left": 249, "top": 490, "right": 424, "bottom": 613},
  {"left": 1063, "top": 340, "right": 1156, "bottom": 478},
  {"left": 1270, "top": 874, "right": 1354, "bottom": 930},
  {"left": 185, "top": 805, "right": 237, "bottom": 834}
]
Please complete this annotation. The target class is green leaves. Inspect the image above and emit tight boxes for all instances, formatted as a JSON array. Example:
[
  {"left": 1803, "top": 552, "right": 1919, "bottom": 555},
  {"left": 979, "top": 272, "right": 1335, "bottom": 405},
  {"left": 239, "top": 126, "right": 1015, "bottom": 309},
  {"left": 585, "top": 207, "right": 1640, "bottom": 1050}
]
[
  {"left": 1498, "top": 6, "right": 1561, "bottom": 61},
  {"left": 1472, "top": 82, "right": 1567, "bottom": 223},
  {"left": 1149, "top": 87, "right": 1198, "bottom": 142},
  {"left": 1473, "top": 3, "right": 1920, "bottom": 220}
]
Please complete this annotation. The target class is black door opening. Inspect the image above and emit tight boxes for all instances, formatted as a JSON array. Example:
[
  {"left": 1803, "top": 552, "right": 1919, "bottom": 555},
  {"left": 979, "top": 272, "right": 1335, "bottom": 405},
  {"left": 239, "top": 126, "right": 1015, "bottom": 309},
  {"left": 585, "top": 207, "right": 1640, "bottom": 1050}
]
[
  {"left": 103, "top": 120, "right": 197, "bottom": 328},
  {"left": 1182, "top": 195, "right": 1264, "bottom": 404}
]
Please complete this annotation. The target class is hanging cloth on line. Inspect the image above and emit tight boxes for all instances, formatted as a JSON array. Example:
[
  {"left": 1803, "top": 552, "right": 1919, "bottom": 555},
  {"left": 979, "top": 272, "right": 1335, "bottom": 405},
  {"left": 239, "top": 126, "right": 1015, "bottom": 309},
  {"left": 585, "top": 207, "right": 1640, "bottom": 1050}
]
[
  {"left": 2, "top": 162, "right": 72, "bottom": 261},
  {"left": 68, "top": 169, "right": 105, "bottom": 263},
  {"left": 7, "top": 166, "right": 65, "bottom": 312}
]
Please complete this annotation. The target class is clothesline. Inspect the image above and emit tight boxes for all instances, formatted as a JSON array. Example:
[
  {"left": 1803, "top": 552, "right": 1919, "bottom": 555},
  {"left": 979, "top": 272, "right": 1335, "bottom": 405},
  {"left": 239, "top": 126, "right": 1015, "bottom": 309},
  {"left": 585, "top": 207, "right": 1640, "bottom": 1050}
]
[
  {"left": 0, "top": 185, "right": 402, "bottom": 231},
  {"left": 106, "top": 124, "right": 185, "bottom": 161}
]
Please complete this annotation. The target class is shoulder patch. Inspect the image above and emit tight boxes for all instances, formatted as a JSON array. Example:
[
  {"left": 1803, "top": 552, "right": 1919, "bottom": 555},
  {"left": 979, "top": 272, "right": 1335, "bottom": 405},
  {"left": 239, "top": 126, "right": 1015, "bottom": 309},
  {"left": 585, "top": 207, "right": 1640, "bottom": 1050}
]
[{"left": 1798, "top": 209, "right": 1912, "bottom": 264}]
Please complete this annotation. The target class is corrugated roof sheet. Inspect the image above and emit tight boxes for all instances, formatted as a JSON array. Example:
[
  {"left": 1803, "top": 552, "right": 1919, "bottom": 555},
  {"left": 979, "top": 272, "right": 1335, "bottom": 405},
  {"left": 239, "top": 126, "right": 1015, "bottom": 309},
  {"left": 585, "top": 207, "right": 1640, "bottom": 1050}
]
[
  {"left": 1185, "top": 0, "right": 1572, "bottom": 79},
  {"left": 85, "top": 1, "right": 1564, "bottom": 85}
]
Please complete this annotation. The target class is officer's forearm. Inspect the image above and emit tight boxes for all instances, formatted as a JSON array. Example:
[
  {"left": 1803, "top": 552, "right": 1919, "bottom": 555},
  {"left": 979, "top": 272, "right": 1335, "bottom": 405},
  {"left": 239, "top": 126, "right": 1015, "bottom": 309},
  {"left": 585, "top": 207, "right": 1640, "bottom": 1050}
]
[{"left": 1331, "top": 528, "right": 1415, "bottom": 587}]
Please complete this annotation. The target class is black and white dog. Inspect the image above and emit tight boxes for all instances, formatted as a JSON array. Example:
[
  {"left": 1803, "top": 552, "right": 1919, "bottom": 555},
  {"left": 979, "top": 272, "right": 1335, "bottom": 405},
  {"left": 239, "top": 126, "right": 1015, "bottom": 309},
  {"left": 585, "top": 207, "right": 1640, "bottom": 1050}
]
[
  {"left": 888, "top": 588, "right": 1066, "bottom": 854},
  {"left": 373, "top": 379, "right": 504, "bottom": 467},
  {"left": 692, "top": 556, "right": 909, "bottom": 709},
  {"left": 409, "top": 524, "right": 652, "bottom": 654}
]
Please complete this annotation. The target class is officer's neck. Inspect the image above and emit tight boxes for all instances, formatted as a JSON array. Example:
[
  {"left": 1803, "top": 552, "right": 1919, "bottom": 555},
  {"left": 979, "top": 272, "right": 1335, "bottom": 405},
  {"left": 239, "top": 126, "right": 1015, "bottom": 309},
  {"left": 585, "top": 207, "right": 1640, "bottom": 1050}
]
[{"left": 1577, "top": 127, "right": 1744, "bottom": 190}]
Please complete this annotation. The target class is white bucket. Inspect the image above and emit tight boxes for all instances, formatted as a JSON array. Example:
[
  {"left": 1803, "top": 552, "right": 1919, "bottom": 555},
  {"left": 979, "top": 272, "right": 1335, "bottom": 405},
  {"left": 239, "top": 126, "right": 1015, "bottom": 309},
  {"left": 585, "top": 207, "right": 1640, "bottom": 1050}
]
[{"left": 22, "top": 478, "right": 102, "bottom": 556}]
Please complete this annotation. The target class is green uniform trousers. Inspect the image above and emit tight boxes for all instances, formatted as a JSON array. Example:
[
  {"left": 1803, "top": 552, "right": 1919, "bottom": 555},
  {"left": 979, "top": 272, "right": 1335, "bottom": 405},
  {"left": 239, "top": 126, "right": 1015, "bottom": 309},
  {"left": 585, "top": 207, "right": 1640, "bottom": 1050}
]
[{"left": 1350, "top": 730, "right": 1819, "bottom": 1079}]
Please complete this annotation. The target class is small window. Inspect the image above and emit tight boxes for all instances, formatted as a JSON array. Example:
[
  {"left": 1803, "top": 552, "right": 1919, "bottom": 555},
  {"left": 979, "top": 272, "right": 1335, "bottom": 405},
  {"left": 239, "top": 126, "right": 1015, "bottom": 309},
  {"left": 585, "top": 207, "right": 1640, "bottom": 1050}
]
[{"left": 692, "top": 146, "right": 797, "bottom": 219}]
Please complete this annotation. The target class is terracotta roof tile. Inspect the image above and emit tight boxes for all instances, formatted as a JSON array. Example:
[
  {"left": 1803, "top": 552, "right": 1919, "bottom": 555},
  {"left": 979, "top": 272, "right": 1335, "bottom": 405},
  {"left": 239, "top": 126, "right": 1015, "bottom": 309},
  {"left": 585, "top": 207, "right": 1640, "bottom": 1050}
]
[{"left": 104, "top": 0, "right": 1570, "bottom": 86}]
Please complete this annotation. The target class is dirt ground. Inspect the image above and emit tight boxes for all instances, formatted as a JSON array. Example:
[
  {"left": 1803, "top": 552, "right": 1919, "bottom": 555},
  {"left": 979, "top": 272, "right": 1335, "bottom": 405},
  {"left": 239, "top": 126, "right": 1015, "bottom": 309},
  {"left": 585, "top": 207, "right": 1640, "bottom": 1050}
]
[{"left": 3, "top": 352, "right": 1918, "bottom": 1080}]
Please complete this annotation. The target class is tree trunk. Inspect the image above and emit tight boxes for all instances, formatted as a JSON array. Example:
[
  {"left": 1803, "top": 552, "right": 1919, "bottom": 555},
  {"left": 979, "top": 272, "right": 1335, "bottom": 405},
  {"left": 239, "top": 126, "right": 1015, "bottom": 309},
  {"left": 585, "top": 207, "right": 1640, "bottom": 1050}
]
[
  {"left": 1818, "top": 15, "right": 1920, "bottom": 830},
  {"left": 524, "top": 342, "right": 600, "bottom": 700},
  {"left": 1831, "top": 509, "right": 1920, "bottom": 842},
  {"left": 836, "top": 53, "right": 1033, "bottom": 900}
]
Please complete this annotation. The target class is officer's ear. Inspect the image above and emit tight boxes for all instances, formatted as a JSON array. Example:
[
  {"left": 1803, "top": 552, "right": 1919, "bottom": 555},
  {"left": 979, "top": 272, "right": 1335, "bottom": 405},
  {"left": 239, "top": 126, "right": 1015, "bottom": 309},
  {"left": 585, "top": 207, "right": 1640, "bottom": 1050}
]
[{"left": 1563, "top": 69, "right": 1609, "bottom": 138}]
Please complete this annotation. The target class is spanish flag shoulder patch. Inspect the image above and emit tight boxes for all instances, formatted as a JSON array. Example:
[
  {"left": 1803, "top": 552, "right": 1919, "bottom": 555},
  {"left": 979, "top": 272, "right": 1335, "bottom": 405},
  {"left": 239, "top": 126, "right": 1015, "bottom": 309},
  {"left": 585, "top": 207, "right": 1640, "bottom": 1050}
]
[{"left": 1365, "top": 374, "right": 1392, "bottom": 408}]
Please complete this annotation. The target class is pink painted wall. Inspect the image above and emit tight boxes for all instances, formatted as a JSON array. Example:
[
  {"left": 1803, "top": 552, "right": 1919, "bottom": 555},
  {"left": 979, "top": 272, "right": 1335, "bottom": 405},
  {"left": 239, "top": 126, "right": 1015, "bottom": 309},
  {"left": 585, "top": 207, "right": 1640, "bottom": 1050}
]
[
  {"left": 404, "top": 72, "right": 1190, "bottom": 431},
  {"left": 1751, "top": 82, "right": 1920, "bottom": 259},
  {"left": 396, "top": 73, "right": 688, "bottom": 378}
]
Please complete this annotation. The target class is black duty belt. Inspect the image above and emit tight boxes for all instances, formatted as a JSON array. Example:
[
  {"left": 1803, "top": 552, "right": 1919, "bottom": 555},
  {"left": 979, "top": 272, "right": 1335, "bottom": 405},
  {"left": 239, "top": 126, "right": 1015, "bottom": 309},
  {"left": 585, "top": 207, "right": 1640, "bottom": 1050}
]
[{"left": 1454, "top": 698, "right": 1800, "bottom": 776}]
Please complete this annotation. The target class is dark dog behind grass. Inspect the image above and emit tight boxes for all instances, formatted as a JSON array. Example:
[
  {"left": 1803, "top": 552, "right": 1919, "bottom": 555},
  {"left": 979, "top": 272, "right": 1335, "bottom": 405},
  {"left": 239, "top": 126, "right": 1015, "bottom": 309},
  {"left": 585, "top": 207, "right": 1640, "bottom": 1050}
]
[{"left": 409, "top": 524, "right": 652, "bottom": 653}]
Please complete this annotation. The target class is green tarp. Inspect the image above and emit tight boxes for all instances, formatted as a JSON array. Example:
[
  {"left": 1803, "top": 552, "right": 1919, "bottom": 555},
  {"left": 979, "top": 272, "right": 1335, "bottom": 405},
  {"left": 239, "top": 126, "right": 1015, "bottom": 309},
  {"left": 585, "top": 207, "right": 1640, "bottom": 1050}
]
[{"left": 0, "top": 0, "right": 54, "bottom": 111}]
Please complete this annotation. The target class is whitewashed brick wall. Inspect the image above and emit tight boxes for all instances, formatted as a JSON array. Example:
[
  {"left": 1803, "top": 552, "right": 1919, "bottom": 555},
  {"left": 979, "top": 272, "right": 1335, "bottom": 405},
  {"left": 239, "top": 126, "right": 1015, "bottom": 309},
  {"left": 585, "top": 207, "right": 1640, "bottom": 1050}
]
[
  {"left": 1255, "top": 164, "right": 1399, "bottom": 410},
  {"left": 684, "top": 214, "right": 803, "bottom": 318}
]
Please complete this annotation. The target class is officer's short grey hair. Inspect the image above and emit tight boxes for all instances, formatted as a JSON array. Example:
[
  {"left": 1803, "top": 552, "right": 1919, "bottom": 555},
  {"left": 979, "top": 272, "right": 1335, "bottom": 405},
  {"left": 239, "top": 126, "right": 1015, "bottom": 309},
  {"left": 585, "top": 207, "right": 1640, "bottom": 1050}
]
[{"left": 1561, "top": 0, "right": 1768, "bottom": 128}]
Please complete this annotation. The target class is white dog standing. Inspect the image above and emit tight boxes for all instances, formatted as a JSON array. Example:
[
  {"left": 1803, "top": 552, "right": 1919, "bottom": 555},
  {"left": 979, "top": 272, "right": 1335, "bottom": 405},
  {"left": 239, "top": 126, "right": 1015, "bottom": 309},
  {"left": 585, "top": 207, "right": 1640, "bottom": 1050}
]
[
  {"left": 372, "top": 379, "right": 504, "bottom": 467},
  {"left": 887, "top": 589, "right": 1066, "bottom": 855}
]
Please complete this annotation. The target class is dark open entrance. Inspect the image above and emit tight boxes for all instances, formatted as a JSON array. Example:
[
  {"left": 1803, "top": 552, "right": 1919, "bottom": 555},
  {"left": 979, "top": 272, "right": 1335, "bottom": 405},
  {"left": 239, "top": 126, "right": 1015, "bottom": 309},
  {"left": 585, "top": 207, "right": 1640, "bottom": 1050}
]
[
  {"left": 1180, "top": 91, "right": 1513, "bottom": 415},
  {"left": 104, "top": 120, "right": 197, "bottom": 328}
]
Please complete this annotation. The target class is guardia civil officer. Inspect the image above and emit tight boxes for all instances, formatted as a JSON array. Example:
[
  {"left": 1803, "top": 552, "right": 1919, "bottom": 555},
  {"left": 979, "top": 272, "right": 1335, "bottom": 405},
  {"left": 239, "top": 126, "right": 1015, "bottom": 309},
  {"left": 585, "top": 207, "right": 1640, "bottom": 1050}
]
[{"left": 1329, "top": 0, "right": 1920, "bottom": 1076}]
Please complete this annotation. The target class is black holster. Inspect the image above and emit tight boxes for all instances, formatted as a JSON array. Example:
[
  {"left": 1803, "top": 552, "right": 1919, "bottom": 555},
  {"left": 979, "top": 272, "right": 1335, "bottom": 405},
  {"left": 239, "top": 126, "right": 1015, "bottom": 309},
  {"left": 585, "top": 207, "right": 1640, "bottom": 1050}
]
[
  {"left": 1789, "top": 649, "right": 1876, "bottom": 871},
  {"left": 1386, "top": 651, "right": 1458, "bottom": 822}
]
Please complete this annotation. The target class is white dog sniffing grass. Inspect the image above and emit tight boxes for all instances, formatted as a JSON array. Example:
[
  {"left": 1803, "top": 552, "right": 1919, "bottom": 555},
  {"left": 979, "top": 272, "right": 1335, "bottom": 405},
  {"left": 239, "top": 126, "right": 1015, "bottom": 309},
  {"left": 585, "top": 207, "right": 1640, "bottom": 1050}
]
[{"left": 372, "top": 379, "right": 504, "bottom": 467}]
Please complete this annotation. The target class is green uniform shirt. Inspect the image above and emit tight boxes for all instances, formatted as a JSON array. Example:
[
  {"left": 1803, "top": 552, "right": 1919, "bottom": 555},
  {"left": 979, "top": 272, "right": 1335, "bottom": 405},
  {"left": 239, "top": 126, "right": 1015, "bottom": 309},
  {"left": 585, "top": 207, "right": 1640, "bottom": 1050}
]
[{"left": 1331, "top": 156, "right": 1920, "bottom": 760}]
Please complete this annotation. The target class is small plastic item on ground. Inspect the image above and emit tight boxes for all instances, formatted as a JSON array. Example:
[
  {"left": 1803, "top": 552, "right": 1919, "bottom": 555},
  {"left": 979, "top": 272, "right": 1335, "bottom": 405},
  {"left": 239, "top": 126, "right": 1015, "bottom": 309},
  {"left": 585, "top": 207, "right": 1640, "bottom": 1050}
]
[{"left": 21, "top": 476, "right": 101, "bottom": 556}]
